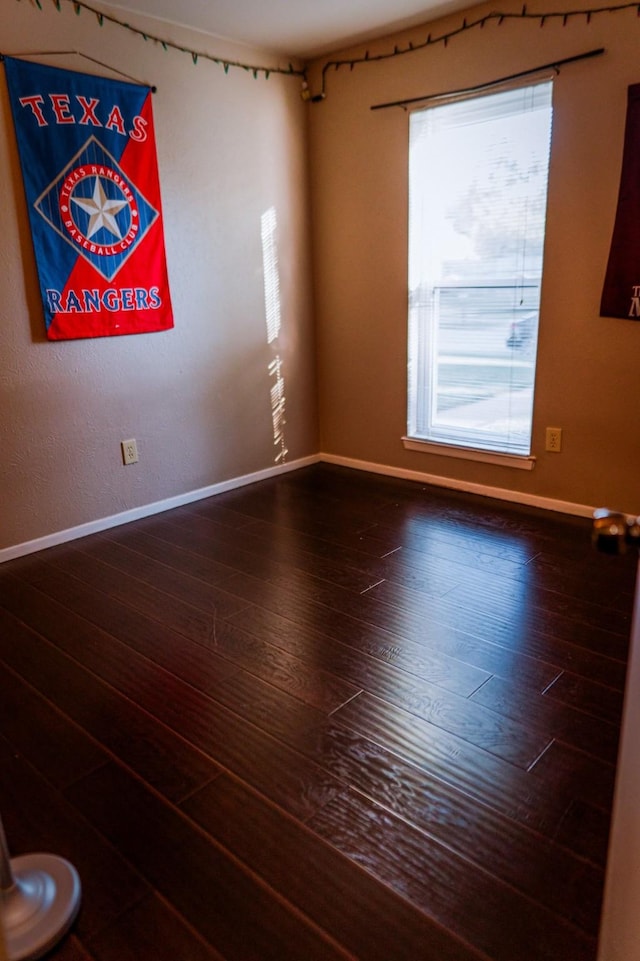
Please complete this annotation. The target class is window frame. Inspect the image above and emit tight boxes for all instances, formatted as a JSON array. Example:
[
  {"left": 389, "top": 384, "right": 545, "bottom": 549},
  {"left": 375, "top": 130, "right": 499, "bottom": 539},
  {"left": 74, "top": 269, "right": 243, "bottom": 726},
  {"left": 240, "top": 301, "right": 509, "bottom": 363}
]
[{"left": 405, "top": 77, "right": 554, "bottom": 468}]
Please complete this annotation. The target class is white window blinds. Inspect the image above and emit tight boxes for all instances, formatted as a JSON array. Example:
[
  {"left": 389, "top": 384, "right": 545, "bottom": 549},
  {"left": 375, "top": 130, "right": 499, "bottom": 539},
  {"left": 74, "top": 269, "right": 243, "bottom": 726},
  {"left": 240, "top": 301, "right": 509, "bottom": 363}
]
[{"left": 407, "top": 80, "right": 553, "bottom": 457}]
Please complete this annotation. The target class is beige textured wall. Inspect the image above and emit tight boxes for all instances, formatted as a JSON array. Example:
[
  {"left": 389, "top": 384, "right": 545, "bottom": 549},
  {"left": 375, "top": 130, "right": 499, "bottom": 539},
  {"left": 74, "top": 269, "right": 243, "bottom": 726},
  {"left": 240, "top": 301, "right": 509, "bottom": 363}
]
[
  {"left": 308, "top": 0, "right": 640, "bottom": 515},
  {"left": 1, "top": 2, "right": 317, "bottom": 552}
]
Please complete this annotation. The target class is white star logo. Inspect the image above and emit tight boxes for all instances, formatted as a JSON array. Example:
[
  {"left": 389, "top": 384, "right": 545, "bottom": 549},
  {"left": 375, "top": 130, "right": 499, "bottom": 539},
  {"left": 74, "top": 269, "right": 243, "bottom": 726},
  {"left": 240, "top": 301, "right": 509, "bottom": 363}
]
[{"left": 71, "top": 177, "right": 129, "bottom": 240}]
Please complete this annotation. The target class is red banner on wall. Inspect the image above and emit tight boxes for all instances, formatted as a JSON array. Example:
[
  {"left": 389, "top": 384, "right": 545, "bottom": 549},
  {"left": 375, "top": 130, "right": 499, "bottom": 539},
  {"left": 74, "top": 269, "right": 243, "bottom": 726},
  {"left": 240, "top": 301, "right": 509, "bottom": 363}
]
[
  {"left": 4, "top": 56, "right": 174, "bottom": 340},
  {"left": 601, "top": 83, "right": 640, "bottom": 320}
]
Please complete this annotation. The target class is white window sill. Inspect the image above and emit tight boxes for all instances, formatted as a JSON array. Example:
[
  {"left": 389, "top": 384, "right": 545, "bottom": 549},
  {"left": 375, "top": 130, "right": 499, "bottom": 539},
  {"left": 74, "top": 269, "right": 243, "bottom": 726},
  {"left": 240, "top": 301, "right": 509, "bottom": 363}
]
[{"left": 402, "top": 436, "right": 536, "bottom": 471}]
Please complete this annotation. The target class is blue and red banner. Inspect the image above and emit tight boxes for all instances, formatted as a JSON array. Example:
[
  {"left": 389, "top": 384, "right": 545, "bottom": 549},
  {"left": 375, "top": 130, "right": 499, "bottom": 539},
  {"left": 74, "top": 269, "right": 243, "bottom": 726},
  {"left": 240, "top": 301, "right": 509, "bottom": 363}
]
[{"left": 4, "top": 56, "right": 173, "bottom": 339}]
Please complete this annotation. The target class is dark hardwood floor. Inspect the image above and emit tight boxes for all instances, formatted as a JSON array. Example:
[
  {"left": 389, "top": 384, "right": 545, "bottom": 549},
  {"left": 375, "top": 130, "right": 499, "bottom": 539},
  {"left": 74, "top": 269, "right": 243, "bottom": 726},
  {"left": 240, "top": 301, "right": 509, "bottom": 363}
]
[{"left": 0, "top": 463, "right": 636, "bottom": 960}]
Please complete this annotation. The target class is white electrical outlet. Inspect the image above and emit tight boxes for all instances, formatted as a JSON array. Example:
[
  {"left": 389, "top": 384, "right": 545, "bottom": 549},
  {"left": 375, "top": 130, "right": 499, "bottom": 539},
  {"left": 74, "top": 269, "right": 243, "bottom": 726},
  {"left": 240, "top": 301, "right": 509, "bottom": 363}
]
[{"left": 121, "top": 439, "right": 138, "bottom": 465}]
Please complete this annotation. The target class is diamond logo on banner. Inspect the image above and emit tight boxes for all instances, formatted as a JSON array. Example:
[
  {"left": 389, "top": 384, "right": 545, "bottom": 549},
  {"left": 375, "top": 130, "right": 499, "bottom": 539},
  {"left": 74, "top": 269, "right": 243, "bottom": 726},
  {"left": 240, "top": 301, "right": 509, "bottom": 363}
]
[{"left": 34, "top": 135, "right": 158, "bottom": 281}]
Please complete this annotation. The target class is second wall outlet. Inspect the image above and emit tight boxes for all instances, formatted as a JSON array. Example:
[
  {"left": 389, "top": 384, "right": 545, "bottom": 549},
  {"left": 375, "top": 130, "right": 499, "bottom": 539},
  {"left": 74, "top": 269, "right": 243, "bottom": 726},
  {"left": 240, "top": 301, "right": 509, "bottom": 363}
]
[
  {"left": 121, "top": 439, "right": 139, "bottom": 465},
  {"left": 545, "top": 427, "right": 562, "bottom": 452}
]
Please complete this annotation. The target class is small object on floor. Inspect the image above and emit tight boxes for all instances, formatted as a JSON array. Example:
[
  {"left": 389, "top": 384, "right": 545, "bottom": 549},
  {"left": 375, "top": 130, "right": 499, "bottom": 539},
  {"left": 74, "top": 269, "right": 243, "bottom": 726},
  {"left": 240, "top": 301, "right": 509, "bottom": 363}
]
[{"left": 0, "top": 815, "right": 81, "bottom": 961}]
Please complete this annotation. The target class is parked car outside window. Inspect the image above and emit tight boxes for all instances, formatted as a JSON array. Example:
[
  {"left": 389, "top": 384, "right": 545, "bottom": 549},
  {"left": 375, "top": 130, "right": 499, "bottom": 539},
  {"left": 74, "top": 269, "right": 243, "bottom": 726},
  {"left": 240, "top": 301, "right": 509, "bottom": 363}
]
[{"left": 506, "top": 311, "right": 537, "bottom": 349}]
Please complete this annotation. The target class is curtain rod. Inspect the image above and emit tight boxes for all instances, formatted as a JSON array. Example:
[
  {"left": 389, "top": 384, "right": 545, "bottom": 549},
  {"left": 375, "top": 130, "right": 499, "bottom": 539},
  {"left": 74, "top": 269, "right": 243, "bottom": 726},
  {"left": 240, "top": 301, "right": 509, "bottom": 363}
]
[{"left": 370, "top": 46, "right": 604, "bottom": 111}]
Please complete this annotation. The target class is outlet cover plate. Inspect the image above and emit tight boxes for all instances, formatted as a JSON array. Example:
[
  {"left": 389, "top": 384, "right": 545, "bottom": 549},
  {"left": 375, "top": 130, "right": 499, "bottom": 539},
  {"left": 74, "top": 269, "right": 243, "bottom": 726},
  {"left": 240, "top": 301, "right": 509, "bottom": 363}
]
[{"left": 121, "top": 439, "right": 138, "bottom": 465}]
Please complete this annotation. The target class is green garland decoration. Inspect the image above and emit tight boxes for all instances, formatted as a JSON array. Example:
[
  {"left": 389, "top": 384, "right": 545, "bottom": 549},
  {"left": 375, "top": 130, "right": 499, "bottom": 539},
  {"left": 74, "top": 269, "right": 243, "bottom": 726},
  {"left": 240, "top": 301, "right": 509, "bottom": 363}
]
[
  {"left": 18, "top": 0, "right": 305, "bottom": 81},
  {"left": 17, "top": 0, "right": 640, "bottom": 99},
  {"left": 313, "top": 1, "right": 640, "bottom": 99}
]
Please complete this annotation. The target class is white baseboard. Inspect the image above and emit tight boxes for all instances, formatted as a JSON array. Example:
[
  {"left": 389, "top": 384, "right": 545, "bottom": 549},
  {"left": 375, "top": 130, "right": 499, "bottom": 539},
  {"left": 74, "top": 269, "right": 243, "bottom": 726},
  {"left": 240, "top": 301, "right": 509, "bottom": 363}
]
[
  {"left": 1, "top": 450, "right": 601, "bottom": 564},
  {"left": 320, "top": 452, "right": 598, "bottom": 519},
  {"left": 0, "top": 454, "right": 320, "bottom": 564}
]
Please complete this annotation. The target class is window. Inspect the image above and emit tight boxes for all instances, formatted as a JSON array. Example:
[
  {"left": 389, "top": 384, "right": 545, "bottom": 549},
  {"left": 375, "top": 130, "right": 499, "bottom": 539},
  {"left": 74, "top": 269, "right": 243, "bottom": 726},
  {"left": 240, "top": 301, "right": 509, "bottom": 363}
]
[{"left": 406, "top": 80, "right": 553, "bottom": 462}]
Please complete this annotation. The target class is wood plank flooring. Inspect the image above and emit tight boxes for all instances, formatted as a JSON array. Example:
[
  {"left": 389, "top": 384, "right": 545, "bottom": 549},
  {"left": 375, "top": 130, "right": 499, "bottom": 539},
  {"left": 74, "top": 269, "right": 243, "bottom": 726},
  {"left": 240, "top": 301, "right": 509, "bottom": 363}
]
[{"left": 0, "top": 463, "right": 636, "bottom": 960}]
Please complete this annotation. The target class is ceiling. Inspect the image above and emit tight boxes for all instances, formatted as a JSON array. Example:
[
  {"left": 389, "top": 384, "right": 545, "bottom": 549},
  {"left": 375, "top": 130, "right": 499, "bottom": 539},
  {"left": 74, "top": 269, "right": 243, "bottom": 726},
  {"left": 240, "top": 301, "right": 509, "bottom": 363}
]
[{"left": 99, "top": 0, "right": 475, "bottom": 59}]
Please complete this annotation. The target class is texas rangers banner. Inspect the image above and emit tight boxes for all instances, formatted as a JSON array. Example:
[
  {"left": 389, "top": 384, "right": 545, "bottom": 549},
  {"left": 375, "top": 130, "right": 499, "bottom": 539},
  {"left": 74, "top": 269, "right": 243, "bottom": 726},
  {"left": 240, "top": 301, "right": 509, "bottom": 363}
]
[
  {"left": 3, "top": 56, "right": 173, "bottom": 340},
  {"left": 601, "top": 83, "right": 640, "bottom": 320}
]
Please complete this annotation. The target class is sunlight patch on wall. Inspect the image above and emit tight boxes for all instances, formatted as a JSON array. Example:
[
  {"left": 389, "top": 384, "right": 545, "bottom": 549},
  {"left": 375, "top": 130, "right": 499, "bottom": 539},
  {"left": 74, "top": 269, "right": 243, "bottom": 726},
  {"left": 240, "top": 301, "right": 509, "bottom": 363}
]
[
  {"left": 261, "top": 206, "right": 288, "bottom": 464},
  {"left": 268, "top": 355, "right": 287, "bottom": 465}
]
